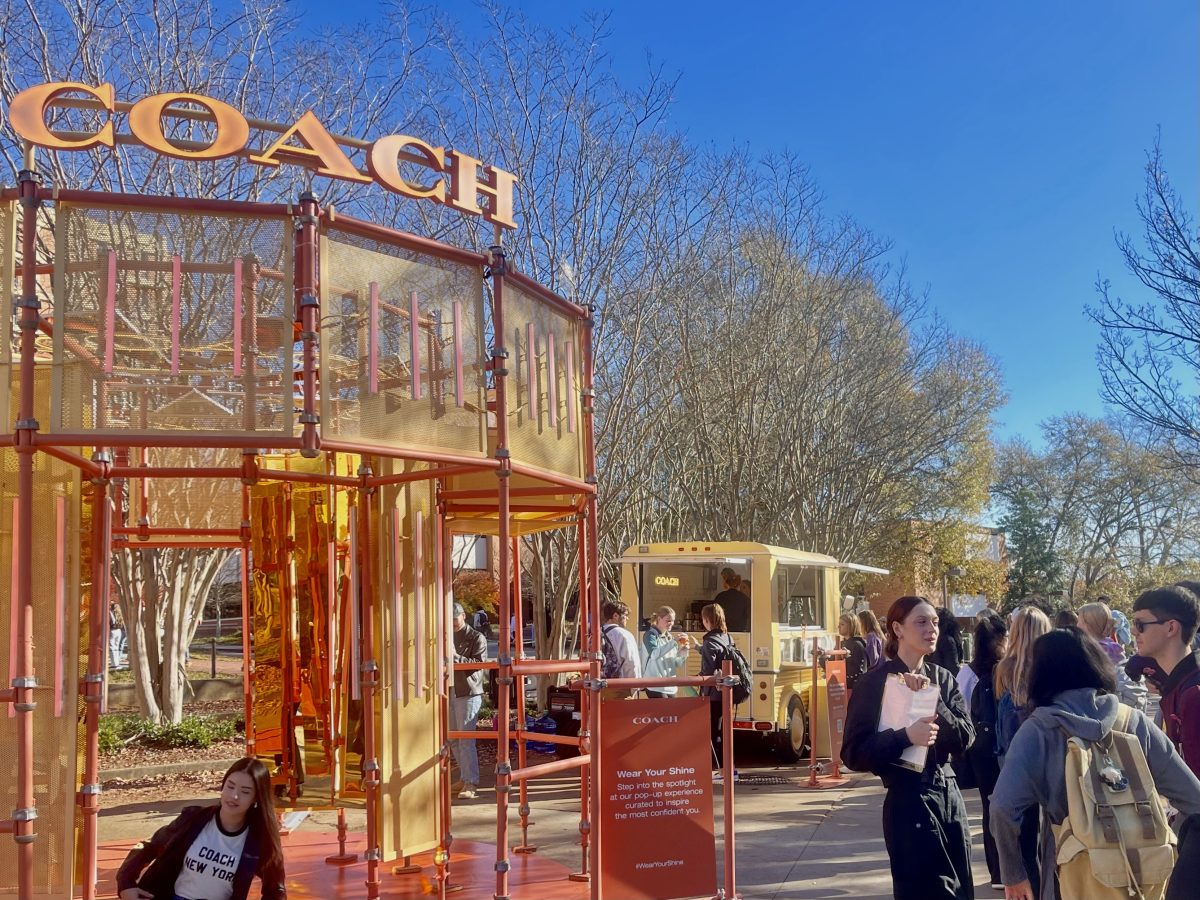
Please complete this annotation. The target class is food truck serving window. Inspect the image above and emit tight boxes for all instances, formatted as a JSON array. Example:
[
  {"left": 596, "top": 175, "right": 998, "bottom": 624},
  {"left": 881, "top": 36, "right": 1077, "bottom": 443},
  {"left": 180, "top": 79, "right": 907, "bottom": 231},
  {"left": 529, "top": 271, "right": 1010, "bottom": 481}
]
[
  {"left": 775, "top": 566, "right": 826, "bottom": 630},
  {"left": 633, "top": 561, "right": 748, "bottom": 632}
]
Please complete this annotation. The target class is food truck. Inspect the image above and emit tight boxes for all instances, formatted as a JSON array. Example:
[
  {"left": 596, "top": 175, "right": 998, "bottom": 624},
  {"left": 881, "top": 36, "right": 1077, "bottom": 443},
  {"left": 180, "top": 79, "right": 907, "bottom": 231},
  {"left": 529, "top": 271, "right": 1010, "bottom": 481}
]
[{"left": 617, "top": 541, "right": 884, "bottom": 761}]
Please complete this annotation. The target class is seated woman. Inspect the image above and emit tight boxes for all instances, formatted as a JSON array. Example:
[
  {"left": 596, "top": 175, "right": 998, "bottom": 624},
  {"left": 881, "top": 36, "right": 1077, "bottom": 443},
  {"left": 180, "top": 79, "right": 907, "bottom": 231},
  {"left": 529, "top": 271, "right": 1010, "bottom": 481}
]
[
  {"left": 117, "top": 757, "right": 286, "bottom": 900},
  {"left": 989, "top": 627, "right": 1200, "bottom": 900}
]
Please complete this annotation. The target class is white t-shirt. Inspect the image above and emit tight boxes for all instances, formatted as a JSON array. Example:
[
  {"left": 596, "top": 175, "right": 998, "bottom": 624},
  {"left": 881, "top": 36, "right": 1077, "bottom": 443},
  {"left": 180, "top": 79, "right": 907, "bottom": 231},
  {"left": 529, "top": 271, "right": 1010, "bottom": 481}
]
[{"left": 173, "top": 814, "right": 248, "bottom": 900}]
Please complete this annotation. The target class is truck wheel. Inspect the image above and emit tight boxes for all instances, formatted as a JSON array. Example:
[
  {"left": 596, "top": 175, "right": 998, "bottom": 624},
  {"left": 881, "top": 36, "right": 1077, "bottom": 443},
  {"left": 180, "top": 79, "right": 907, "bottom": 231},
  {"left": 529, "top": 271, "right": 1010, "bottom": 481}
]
[{"left": 775, "top": 695, "right": 809, "bottom": 763}]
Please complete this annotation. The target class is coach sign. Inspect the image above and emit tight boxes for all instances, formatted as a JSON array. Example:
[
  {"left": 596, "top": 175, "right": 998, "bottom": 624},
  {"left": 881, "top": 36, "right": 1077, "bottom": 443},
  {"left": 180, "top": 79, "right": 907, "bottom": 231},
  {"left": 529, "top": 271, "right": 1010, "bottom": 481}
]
[
  {"left": 6, "top": 81, "right": 518, "bottom": 228},
  {"left": 599, "top": 697, "right": 717, "bottom": 900}
]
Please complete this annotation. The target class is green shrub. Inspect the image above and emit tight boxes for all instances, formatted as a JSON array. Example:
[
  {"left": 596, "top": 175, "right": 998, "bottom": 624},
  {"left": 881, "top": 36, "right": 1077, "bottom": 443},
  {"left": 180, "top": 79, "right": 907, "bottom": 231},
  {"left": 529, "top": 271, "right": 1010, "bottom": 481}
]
[
  {"left": 98, "top": 713, "right": 146, "bottom": 753},
  {"left": 143, "top": 715, "right": 238, "bottom": 749},
  {"left": 98, "top": 713, "right": 240, "bottom": 752}
]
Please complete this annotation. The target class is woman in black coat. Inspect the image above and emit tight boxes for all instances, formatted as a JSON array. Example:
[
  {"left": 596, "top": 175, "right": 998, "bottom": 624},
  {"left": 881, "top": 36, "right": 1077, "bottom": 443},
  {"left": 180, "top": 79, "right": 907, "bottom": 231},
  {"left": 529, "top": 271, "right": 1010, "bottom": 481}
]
[
  {"left": 117, "top": 757, "right": 285, "bottom": 900},
  {"left": 842, "top": 596, "right": 976, "bottom": 900},
  {"left": 964, "top": 614, "right": 1008, "bottom": 889}
]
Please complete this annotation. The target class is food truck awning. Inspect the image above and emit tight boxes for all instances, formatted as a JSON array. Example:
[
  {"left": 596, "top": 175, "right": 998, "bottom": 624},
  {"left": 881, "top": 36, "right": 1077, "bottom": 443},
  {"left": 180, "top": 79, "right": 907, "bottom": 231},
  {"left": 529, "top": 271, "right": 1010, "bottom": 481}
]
[{"left": 838, "top": 561, "right": 891, "bottom": 575}]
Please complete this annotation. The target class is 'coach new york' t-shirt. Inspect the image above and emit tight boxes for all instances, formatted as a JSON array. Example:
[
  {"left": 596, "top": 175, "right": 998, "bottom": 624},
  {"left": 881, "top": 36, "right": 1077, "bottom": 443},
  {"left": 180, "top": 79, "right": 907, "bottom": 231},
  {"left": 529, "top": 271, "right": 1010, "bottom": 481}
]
[{"left": 172, "top": 814, "right": 248, "bottom": 900}]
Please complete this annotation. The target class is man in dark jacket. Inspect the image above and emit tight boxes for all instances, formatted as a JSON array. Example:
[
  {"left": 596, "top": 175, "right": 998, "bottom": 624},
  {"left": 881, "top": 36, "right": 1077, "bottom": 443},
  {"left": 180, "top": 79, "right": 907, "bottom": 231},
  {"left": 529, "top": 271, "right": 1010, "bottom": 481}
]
[
  {"left": 451, "top": 601, "right": 488, "bottom": 800},
  {"left": 1133, "top": 585, "right": 1200, "bottom": 900}
]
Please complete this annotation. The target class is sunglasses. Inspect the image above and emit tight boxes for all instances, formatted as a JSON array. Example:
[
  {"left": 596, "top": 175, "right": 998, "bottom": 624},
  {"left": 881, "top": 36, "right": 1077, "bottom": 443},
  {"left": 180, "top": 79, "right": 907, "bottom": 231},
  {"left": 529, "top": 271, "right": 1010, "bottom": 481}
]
[{"left": 1133, "top": 618, "right": 1171, "bottom": 634}]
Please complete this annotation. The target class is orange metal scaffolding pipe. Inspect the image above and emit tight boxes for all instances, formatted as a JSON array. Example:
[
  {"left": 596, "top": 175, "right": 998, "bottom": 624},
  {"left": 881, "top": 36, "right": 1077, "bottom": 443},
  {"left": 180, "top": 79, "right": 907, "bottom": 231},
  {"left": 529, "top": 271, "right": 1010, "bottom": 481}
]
[
  {"left": 357, "top": 470, "right": 382, "bottom": 898},
  {"left": 12, "top": 167, "right": 40, "bottom": 900},
  {"left": 240, "top": 486, "right": 255, "bottom": 757},
  {"left": 510, "top": 754, "right": 591, "bottom": 783},
  {"left": 296, "top": 194, "right": 320, "bottom": 458},
  {"left": 38, "top": 443, "right": 104, "bottom": 477},
  {"left": 512, "top": 546, "right": 533, "bottom": 855},
  {"left": 490, "top": 245, "right": 514, "bottom": 900},
  {"left": 38, "top": 432, "right": 303, "bottom": 450},
  {"left": 79, "top": 463, "right": 111, "bottom": 900}
]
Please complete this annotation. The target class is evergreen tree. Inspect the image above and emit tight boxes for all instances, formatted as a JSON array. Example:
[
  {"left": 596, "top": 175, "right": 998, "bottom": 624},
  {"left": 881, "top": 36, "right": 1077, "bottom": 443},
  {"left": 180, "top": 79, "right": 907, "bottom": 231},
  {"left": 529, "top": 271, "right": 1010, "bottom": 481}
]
[{"left": 1001, "top": 487, "right": 1064, "bottom": 608}]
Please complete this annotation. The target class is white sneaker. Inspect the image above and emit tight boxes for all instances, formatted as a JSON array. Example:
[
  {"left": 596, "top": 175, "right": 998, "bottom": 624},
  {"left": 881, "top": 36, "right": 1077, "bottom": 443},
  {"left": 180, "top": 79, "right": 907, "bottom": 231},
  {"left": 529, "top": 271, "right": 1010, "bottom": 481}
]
[{"left": 457, "top": 785, "right": 478, "bottom": 800}]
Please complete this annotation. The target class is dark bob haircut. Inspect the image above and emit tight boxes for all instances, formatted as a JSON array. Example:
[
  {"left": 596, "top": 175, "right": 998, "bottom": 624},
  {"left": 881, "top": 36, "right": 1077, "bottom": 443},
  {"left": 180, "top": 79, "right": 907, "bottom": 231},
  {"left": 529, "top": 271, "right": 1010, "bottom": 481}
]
[
  {"left": 971, "top": 614, "right": 1008, "bottom": 677},
  {"left": 1028, "top": 627, "right": 1117, "bottom": 708}
]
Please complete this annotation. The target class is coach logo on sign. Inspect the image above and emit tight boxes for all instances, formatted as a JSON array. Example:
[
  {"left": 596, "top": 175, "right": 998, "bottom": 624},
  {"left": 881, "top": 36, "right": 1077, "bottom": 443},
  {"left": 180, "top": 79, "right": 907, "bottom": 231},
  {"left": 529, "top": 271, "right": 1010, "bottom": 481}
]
[
  {"left": 6, "top": 81, "right": 518, "bottom": 229},
  {"left": 631, "top": 715, "right": 680, "bottom": 725}
]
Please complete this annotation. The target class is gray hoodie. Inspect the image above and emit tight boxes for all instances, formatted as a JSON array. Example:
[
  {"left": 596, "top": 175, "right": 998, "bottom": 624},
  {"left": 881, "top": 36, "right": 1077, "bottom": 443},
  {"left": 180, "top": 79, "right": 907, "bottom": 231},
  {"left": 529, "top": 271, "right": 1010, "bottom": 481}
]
[{"left": 990, "top": 688, "right": 1200, "bottom": 899}]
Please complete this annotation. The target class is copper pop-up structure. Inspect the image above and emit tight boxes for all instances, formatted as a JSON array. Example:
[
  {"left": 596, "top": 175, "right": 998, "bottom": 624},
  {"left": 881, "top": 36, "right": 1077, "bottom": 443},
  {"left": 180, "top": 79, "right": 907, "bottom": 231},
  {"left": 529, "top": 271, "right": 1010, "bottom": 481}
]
[{"left": 0, "top": 92, "right": 601, "bottom": 900}]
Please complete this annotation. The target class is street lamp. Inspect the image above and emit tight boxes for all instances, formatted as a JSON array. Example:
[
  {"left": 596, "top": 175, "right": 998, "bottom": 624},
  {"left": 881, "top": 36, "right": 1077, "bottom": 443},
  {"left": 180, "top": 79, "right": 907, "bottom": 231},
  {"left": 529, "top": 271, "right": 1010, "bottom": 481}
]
[{"left": 942, "top": 565, "right": 966, "bottom": 610}]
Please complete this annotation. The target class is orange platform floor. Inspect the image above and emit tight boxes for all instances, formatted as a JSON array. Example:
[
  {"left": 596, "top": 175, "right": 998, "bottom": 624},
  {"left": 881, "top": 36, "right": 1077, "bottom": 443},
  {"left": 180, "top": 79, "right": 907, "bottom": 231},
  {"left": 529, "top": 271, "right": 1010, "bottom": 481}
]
[{"left": 97, "top": 832, "right": 591, "bottom": 899}]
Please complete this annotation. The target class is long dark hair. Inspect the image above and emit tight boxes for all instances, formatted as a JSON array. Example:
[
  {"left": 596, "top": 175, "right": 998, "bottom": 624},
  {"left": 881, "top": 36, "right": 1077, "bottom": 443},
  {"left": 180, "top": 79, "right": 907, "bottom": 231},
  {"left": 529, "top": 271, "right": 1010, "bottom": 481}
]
[
  {"left": 221, "top": 757, "right": 283, "bottom": 878},
  {"left": 884, "top": 596, "right": 932, "bottom": 659},
  {"left": 970, "top": 615, "right": 1007, "bottom": 678},
  {"left": 1028, "top": 627, "right": 1117, "bottom": 708}
]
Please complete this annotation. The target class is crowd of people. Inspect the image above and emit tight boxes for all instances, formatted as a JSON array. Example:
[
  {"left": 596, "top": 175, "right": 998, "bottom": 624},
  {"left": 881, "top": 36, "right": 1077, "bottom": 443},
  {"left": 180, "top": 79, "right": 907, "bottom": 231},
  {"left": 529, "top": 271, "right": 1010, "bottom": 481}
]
[{"left": 844, "top": 587, "right": 1200, "bottom": 900}]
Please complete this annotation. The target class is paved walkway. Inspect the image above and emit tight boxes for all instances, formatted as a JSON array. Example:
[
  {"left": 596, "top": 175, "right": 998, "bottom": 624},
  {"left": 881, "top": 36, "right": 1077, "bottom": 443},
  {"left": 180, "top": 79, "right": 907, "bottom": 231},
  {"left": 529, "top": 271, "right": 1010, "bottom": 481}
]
[
  {"left": 446, "top": 767, "right": 1002, "bottom": 900},
  {"left": 99, "top": 763, "right": 1004, "bottom": 899}
]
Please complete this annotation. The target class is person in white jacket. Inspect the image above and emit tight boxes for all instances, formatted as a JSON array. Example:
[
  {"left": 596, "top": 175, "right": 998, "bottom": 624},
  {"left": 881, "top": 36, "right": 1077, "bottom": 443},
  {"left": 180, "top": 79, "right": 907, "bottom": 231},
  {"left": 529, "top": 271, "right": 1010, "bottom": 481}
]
[{"left": 640, "top": 605, "right": 692, "bottom": 698}]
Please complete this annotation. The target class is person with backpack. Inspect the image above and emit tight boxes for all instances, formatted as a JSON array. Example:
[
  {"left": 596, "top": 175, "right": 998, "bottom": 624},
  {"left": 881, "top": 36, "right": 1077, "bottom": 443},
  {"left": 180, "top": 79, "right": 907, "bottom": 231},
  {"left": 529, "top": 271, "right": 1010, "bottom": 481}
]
[
  {"left": 990, "top": 627, "right": 1200, "bottom": 900},
  {"left": 1133, "top": 585, "right": 1200, "bottom": 900},
  {"left": 841, "top": 596, "right": 976, "bottom": 900},
  {"left": 994, "top": 605, "right": 1052, "bottom": 898},
  {"left": 930, "top": 607, "right": 965, "bottom": 673},
  {"left": 963, "top": 614, "right": 1009, "bottom": 890},
  {"left": 698, "top": 602, "right": 745, "bottom": 777},
  {"left": 600, "top": 599, "right": 641, "bottom": 700}
]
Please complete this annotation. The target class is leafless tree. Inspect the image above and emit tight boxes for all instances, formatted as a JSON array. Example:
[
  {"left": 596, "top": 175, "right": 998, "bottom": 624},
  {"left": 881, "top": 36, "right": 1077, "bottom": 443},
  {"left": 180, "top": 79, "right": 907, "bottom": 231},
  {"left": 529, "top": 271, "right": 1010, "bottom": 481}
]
[{"left": 1090, "top": 140, "right": 1200, "bottom": 470}]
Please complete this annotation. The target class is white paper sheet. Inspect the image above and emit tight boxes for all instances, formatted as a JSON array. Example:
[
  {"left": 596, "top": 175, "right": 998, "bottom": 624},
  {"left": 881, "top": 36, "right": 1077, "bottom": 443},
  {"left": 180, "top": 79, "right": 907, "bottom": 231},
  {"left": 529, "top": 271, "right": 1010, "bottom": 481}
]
[{"left": 878, "top": 674, "right": 940, "bottom": 772}]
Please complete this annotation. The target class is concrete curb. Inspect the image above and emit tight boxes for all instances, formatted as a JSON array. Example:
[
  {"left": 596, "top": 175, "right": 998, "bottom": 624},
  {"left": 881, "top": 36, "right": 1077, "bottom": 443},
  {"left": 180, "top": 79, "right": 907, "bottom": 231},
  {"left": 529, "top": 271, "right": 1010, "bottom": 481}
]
[
  {"left": 101, "top": 757, "right": 243, "bottom": 782},
  {"left": 106, "top": 678, "right": 242, "bottom": 709}
]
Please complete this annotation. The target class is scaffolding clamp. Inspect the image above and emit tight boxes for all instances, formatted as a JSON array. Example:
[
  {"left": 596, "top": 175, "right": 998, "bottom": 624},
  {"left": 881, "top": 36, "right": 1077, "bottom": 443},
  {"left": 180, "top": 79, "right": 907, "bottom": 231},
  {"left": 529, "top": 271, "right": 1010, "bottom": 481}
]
[
  {"left": 365, "top": 848, "right": 381, "bottom": 862},
  {"left": 494, "top": 859, "right": 511, "bottom": 874},
  {"left": 12, "top": 807, "right": 37, "bottom": 822},
  {"left": 518, "top": 803, "right": 530, "bottom": 817},
  {"left": 298, "top": 412, "right": 320, "bottom": 425},
  {"left": 582, "top": 678, "right": 606, "bottom": 692},
  {"left": 578, "top": 818, "right": 591, "bottom": 834},
  {"left": 11, "top": 676, "right": 37, "bottom": 690},
  {"left": 79, "top": 784, "right": 102, "bottom": 796}
]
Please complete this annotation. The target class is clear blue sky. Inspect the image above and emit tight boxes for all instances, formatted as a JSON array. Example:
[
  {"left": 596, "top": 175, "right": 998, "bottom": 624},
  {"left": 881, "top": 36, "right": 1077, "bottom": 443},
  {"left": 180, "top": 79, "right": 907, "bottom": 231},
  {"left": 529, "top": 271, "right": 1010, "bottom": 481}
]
[{"left": 302, "top": 1, "right": 1200, "bottom": 445}]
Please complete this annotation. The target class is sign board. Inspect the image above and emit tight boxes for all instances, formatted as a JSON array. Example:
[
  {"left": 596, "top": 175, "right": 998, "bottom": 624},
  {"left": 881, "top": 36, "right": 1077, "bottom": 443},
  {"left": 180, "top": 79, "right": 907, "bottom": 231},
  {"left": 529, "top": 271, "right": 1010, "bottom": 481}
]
[
  {"left": 600, "top": 697, "right": 716, "bottom": 900},
  {"left": 5, "top": 82, "right": 518, "bottom": 228},
  {"left": 824, "top": 657, "right": 847, "bottom": 769}
]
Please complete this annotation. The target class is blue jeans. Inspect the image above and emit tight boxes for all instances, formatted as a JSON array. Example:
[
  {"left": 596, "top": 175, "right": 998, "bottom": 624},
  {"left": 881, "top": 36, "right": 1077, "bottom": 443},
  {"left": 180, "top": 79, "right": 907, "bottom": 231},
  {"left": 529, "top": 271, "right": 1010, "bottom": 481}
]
[
  {"left": 109, "top": 627, "right": 125, "bottom": 667},
  {"left": 450, "top": 693, "right": 482, "bottom": 787}
]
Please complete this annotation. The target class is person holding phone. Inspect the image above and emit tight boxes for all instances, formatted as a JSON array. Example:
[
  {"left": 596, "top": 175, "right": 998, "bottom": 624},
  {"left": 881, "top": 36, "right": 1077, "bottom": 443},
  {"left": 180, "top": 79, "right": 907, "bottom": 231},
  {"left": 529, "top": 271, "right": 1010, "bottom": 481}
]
[{"left": 842, "top": 596, "right": 976, "bottom": 900}]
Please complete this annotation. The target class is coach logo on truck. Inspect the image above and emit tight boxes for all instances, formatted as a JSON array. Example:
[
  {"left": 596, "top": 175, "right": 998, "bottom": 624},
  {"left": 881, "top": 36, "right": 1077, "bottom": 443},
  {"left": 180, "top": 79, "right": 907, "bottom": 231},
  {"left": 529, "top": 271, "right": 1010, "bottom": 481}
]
[
  {"left": 6, "top": 81, "right": 518, "bottom": 229},
  {"left": 653, "top": 575, "right": 679, "bottom": 586}
]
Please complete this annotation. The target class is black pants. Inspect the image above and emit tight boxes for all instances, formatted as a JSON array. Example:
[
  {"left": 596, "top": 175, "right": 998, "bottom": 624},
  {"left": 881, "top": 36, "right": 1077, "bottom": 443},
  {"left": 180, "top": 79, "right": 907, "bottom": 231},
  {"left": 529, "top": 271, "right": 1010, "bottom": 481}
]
[
  {"left": 1168, "top": 814, "right": 1200, "bottom": 900},
  {"left": 882, "top": 776, "right": 974, "bottom": 900},
  {"left": 974, "top": 754, "right": 1001, "bottom": 884},
  {"left": 1018, "top": 805, "right": 1041, "bottom": 899},
  {"left": 709, "top": 699, "right": 723, "bottom": 768}
]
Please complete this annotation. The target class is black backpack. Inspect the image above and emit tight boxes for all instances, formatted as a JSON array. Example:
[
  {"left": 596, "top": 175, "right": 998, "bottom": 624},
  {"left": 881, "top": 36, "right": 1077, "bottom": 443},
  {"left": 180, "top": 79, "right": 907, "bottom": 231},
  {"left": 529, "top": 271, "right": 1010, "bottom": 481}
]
[
  {"left": 601, "top": 624, "right": 623, "bottom": 680},
  {"left": 718, "top": 637, "right": 752, "bottom": 706}
]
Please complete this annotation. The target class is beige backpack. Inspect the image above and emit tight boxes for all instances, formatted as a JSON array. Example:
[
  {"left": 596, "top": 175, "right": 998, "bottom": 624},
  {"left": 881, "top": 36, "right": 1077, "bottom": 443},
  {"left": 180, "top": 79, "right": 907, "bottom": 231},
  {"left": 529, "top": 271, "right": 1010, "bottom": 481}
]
[{"left": 1053, "top": 704, "right": 1177, "bottom": 900}]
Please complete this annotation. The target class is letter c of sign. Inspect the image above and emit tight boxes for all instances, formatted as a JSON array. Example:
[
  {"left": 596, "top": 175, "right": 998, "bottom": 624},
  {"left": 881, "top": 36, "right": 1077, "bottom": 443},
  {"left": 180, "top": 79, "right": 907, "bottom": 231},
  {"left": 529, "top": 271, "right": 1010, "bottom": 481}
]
[
  {"left": 128, "top": 93, "right": 250, "bottom": 160},
  {"left": 9, "top": 82, "right": 115, "bottom": 150},
  {"left": 368, "top": 135, "right": 447, "bottom": 201}
]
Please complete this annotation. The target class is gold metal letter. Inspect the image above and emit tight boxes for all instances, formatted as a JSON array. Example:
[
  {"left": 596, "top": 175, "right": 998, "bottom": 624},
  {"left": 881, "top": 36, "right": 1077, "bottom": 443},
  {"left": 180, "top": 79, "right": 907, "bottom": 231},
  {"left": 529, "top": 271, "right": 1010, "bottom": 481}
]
[
  {"left": 249, "top": 111, "right": 369, "bottom": 183},
  {"left": 447, "top": 151, "right": 518, "bottom": 229},
  {"left": 8, "top": 82, "right": 115, "bottom": 150},
  {"left": 127, "top": 92, "right": 250, "bottom": 160},
  {"left": 367, "top": 135, "right": 446, "bottom": 201}
]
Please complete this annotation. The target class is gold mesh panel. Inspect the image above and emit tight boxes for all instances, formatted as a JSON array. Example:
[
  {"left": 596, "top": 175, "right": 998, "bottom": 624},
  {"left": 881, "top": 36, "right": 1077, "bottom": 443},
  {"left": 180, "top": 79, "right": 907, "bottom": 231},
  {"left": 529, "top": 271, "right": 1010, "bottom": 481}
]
[
  {"left": 504, "top": 284, "right": 585, "bottom": 478},
  {"left": 320, "top": 229, "right": 487, "bottom": 456},
  {"left": 122, "top": 447, "right": 244, "bottom": 540},
  {"left": 0, "top": 448, "right": 85, "bottom": 895},
  {"left": 377, "top": 462, "right": 441, "bottom": 859},
  {"left": 50, "top": 203, "right": 292, "bottom": 436}
]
